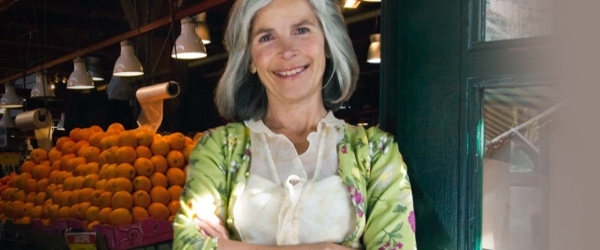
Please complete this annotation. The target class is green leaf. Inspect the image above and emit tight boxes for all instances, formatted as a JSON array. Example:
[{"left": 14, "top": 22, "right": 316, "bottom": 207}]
[{"left": 393, "top": 204, "right": 407, "bottom": 214}]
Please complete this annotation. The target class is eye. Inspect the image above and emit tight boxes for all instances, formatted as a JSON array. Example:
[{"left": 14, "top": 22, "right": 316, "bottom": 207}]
[
  {"left": 296, "top": 27, "right": 310, "bottom": 34},
  {"left": 258, "top": 34, "right": 273, "bottom": 42}
]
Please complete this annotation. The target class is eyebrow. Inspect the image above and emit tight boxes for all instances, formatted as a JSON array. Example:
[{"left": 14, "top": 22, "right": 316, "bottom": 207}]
[{"left": 251, "top": 18, "right": 318, "bottom": 38}]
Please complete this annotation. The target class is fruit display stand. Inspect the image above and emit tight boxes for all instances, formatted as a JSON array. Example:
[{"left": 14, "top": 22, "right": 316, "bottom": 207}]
[{"left": 0, "top": 123, "right": 202, "bottom": 250}]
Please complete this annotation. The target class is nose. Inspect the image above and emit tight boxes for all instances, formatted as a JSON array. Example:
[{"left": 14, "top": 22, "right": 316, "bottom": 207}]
[{"left": 279, "top": 38, "right": 297, "bottom": 60}]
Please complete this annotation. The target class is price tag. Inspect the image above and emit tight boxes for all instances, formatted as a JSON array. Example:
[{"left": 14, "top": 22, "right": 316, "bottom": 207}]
[{"left": 64, "top": 231, "right": 97, "bottom": 250}]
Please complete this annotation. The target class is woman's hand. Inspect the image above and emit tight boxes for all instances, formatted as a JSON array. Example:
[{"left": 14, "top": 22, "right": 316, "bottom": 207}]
[{"left": 193, "top": 213, "right": 230, "bottom": 240}]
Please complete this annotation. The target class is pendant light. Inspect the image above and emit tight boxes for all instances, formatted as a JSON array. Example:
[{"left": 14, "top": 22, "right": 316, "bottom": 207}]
[
  {"left": 67, "top": 57, "right": 95, "bottom": 89},
  {"left": 113, "top": 40, "right": 144, "bottom": 77},
  {"left": 172, "top": 17, "right": 207, "bottom": 60},
  {"left": 194, "top": 12, "right": 211, "bottom": 44},
  {"left": 0, "top": 112, "right": 15, "bottom": 128},
  {"left": 31, "top": 71, "right": 55, "bottom": 98},
  {"left": 367, "top": 33, "right": 381, "bottom": 64},
  {"left": 344, "top": 0, "right": 361, "bottom": 8},
  {"left": 0, "top": 83, "right": 23, "bottom": 108}
]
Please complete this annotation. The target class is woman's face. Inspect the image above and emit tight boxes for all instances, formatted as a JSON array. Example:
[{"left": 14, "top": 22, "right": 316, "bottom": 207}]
[{"left": 249, "top": 0, "right": 327, "bottom": 107}]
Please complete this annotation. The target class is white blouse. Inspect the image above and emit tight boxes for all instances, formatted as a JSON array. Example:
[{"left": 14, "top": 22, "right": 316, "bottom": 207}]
[{"left": 233, "top": 112, "right": 356, "bottom": 245}]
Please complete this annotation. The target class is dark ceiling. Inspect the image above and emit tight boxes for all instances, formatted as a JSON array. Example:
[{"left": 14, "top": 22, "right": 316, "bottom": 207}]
[{"left": 0, "top": 0, "right": 382, "bottom": 131}]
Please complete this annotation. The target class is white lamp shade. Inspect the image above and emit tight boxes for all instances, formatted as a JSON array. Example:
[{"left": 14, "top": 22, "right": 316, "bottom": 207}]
[
  {"left": 194, "top": 12, "right": 211, "bottom": 44},
  {"left": 31, "top": 72, "right": 55, "bottom": 98},
  {"left": 0, "top": 113, "right": 15, "bottom": 127},
  {"left": 0, "top": 84, "right": 23, "bottom": 108},
  {"left": 172, "top": 17, "right": 207, "bottom": 60},
  {"left": 367, "top": 33, "right": 381, "bottom": 64},
  {"left": 344, "top": 0, "right": 361, "bottom": 8},
  {"left": 67, "top": 57, "right": 95, "bottom": 89},
  {"left": 88, "top": 70, "right": 104, "bottom": 81},
  {"left": 113, "top": 40, "right": 144, "bottom": 77}
]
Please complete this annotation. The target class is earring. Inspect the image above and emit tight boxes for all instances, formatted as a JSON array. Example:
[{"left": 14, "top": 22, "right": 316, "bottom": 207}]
[{"left": 249, "top": 63, "right": 257, "bottom": 74}]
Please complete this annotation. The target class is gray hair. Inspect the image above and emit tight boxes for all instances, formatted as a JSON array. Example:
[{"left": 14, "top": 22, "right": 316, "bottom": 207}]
[{"left": 215, "top": 0, "right": 359, "bottom": 121}]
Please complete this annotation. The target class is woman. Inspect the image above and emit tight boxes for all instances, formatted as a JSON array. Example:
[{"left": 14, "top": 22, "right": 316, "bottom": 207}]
[{"left": 173, "top": 0, "right": 416, "bottom": 249}]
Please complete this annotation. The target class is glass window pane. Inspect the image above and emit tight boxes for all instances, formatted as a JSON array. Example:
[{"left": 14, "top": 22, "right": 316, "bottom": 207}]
[
  {"left": 485, "top": 0, "right": 551, "bottom": 41},
  {"left": 482, "top": 85, "right": 556, "bottom": 250}
]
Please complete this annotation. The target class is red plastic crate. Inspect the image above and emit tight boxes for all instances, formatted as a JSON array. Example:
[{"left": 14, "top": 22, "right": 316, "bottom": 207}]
[{"left": 95, "top": 218, "right": 173, "bottom": 250}]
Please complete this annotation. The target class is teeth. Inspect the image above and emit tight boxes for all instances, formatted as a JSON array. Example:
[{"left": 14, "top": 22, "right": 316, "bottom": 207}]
[{"left": 276, "top": 67, "right": 304, "bottom": 76}]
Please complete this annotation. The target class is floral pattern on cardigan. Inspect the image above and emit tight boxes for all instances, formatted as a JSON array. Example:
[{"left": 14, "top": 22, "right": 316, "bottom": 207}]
[{"left": 173, "top": 122, "right": 416, "bottom": 250}]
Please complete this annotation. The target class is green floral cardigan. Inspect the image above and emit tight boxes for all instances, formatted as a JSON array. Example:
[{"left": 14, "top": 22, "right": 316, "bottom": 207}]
[{"left": 173, "top": 122, "right": 416, "bottom": 250}]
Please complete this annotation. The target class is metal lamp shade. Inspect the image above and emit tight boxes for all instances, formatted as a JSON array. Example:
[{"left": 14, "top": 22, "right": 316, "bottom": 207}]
[
  {"left": 172, "top": 17, "right": 207, "bottom": 60},
  {"left": 367, "top": 33, "right": 381, "bottom": 64},
  {"left": 67, "top": 57, "right": 95, "bottom": 89},
  {"left": 113, "top": 40, "right": 144, "bottom": 77},
  {"left": 194, "top": 12, "right": 211, "bottom": 44},
  {"left": 31, "top": 71, "right": 55, "bottom": 98},
  {"left": 0, "top": 112, "right": 15, "bottom": 127},
  {"left": 0, "top": 84, "right": 23, "bottom": 108}
]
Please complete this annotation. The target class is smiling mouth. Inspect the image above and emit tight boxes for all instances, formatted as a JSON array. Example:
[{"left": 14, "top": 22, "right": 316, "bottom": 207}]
[{"left": 273, "top": 65, "right": 308, "bottom": 77}]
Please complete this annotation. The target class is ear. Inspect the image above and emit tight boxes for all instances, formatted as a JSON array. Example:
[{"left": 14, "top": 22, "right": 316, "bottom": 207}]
[{"left": 249, "top": 62, "right": 257, "bottom": 74}]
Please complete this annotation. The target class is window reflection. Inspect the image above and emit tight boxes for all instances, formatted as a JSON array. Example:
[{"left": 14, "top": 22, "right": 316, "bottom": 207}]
[{"left": 485, "top": 0, "right": 551, "bottom": 41}]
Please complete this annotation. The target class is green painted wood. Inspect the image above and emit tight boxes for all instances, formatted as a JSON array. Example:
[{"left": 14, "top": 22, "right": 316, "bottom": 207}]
[{"left": 381, "top": 0, "right": 464, "bottom": 249}]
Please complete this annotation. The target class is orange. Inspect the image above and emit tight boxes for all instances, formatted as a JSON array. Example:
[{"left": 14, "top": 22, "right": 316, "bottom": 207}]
[
  {"left": 132, "top": 190, "right": 151, "bottom": 208},
  {"left": 97, "top": 191, "right": 113, "bottom": 208},
  {"left": 98, "top": 207, "right": 113, "bottom": 224},
  {"left": 25, "top": 191, "right": 37, "bottom": 203},
  {"left": 108, "top": 123, "right": 125, "bottom": 133},
  {"left": 135, "top": 146, "right": 152, "bottom": 159},
  {"left": 21, "top": 202, "right": 35, "bottom": 217},
  {"left": 78, "top": 187, "right": 95, "bottom": 202},
  {"left": 185, "top": 136, "right": 193, "bottom": 145},
  {"left": 131, "top": 206, "right": 149, "bottom": 222},
  {"left": 105, "top": 128, "right": 120, "bottom": 136},
  {"left": 55, "top": 136, "right": 73, "bottom": 152},
  {"left": 192, "top": 132, "right": 204, "bottom": 142},
  {"left": 45, "top": 183, "right": 57, "bottom": 198},
  {"left": 94, "top": 179, "right": 107, "bottom": 191},
  {"left": 106, "top": 177, "right": 133, "bottom": 193},
  {"left": 62, "top": 176, "right": 75, "bottom": 191},
  {"left": 150, "top": 155, "right": 168, "bottom": 174},
  {"left": 85, "top": 162, "right": 100, "bottom": 175},
  {"left": 166, "top": 150, "right": 185, "bottom": 168},
  {"left": 47, "top": 147, "right": 62, "bottom": 163},
  {"left": 35, "top": 178, "right": 49, "bottom": 193},
  {"left": 77, "top": 201, "right": 91, "bottom": 220},
  {"left": 115, "top": 146, "right": 137, "bottom": 164},
  {"left": 87, "top": 220, "right": 100, "bottom": 231},
  {"left": 74, "top": 164, "right": 87, "bottom": 177},
  {"left": 16, "top": 173, "right": 32, "bottom": 190},
  {"left": 98, "top": 164, "right": 109, "bottom": 180},
  {"left": 132, "top": 176, "right": 152, "bottom": 192},
  {"left": 118, "top": 130, "right": 138, "bottom": 148},
  {"left": 48, "top": 204, "right": 60, "bottom": 219},
  {"left": 68, "top": 203, "right": 80, "bottom": 219},
  {"left": 106, "top": 146, "right": 120, "bottom": 164},
  {"left": 100, "top": 135, "right": 119, "bottom": 151},
  {"left": 74, "top": 128, "right": 93, "bottom": 142},
  {"left": 83, "top": 174, "right": 100, "bottom": 188},
  {"left": 168, "top": 185, "right": 183, "bottom": 201},
  {"left": 89, "top": 125, "right": 104, "bottom": 133},
  {"left": 50, "top": 161, "right": 61, "bottom": 171},
  {"left": 29, "top": 148, "right": 48, "bottom": 164},
  {"left": 167, "top": 200, "right": 180, "bottom": 216},
  {"left": 150, "top": 138, "right": 169, "bottom": 156},
  {"left": 72, "top": 176, "right": 85, "bottom": 190},
  {"left": 69, "top": 127, "right": 81, "bottom": 140},
  {"left": 85, "top": 205, "right": 100, "bottom": 222},
  {"left": 133, "top": 158, "right": 154, "bottom": 177},
  {"left": 149, "top": 186, "right": 170, "bottom": 205},
  {"left": 13, "top": 190, "right": 26, "bottom": 202},
  {"left": 25, "top": 178, "right": 37, "bottom": 193},
  {"left": 104, "top": 163, "right": 118, "bottom": 179},
  {"left": 97, "top": 151, "right": 109, "bottom": 167},
  {"left": 182, "top": 144, "right": 195, "bottom": 162},
  {"left": 90, "top": 190, "right": 104, "bottom": 206},
  {"left": 108, "top": 207, "right": 132, "bottom": 226},
  {"left": 166, "top": 167, "right": 186, "bottom": 187},
  {"left": 149, "top": 172, "right": 168, "bottom": 188},
  {"left": 32, "top": 164, "right": 51, "bottom": 180},
  {"left": 68, "top": 190, "right": 80, "bottom": 206},
  {"left": 74, "top": 141, "right": 90, "bottom": 156},
  {"left": 147, "top": 202, "right": 169, "bottom": 220},
  {"left": 61, "top": 140, "right": 77, "bottom": 155},
  {"left": 82, "top": 147, "right": 101, "bottom": 163},
  {"left": 34, "top": 192, "right": 47, "bottom": 206},
  {"left": 58, "top": 206, "right": 70, "bottom": 219},
  {"left": 115, "top": 163, "right": 136, "bottom": 180},
  {"left": 88, "top": 132, "right": 106, "bottom": 148},
  {"left": 166, "top": 132, "right": 186, "bottom": 151},
  {"left": 59, "top": 154, "right": 76, "bottom": 171},
  {"left": 136, "top": 128, "right": 154, "bottom": 147},
  {"left": 66, "top": 157, "right": 86, "bottom": 173}
]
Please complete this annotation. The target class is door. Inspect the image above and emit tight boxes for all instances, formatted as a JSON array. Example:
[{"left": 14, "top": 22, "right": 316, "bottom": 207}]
[{"left": 381, "top": 0, "right": 553, "bottom": 249}]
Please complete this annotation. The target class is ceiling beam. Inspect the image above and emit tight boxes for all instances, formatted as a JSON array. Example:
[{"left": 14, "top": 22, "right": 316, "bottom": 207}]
[{"left": 0, "top": 0, "right": 228, "bottom": 85}]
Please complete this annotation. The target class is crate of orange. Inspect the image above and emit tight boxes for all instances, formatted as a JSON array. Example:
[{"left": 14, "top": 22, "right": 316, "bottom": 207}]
[{"left": 94, "top": 217, "right": 173, "bottom": 250}]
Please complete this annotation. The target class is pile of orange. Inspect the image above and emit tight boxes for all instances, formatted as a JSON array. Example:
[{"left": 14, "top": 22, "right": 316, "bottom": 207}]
[{"left": 0, "top": 123, "right": 203, "bottom": 231}]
